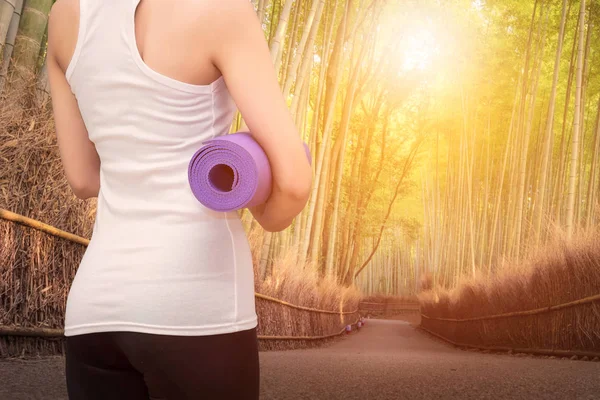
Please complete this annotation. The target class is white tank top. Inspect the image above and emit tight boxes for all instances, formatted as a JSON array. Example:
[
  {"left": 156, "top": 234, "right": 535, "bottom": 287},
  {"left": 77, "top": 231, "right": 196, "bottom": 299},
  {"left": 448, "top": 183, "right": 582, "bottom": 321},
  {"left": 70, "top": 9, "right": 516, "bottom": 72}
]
[{"left": 63, "top": 0, "right": 257, "bottom": 336}]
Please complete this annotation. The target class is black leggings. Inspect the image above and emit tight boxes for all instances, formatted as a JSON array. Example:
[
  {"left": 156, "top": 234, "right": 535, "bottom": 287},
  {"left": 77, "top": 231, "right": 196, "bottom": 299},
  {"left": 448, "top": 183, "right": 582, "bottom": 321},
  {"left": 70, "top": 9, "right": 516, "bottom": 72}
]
[{"left": 64, "top": 327, "right": 260, "bottom": 400}]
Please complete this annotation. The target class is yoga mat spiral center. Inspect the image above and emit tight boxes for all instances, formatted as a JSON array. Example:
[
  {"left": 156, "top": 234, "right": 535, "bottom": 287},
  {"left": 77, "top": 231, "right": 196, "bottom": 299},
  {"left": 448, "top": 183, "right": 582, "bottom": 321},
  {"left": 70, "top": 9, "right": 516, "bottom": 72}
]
[
  {"left": 187, "top": 132, "right": 271, "bottom": 212},
  {"left": 208, "top": 164, "right": 235, "bottom": 193}
]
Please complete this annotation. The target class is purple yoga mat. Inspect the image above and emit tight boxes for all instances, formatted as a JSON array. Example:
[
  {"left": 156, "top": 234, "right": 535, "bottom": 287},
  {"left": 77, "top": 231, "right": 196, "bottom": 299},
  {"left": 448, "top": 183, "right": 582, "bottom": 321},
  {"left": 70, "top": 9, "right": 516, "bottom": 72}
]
[{"left": 188, "top": 132, "right": 311, "bottom": 212}]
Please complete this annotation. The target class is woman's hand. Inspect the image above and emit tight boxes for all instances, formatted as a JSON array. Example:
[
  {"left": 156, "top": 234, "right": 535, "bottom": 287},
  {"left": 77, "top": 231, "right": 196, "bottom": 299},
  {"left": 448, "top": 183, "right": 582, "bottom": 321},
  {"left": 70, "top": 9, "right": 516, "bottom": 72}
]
[
  {"left": 248, "top": 181, "right": 309, "bottom": 232},
  {"left": 209, "top": 0, "right": 312, "bottom": 231}
]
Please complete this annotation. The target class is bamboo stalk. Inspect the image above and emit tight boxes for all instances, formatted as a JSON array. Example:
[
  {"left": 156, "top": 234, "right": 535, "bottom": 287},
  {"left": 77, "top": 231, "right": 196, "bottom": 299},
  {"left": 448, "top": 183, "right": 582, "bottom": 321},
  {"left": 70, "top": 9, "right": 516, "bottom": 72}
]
[
  {"left": 553, "top": 6, "right": 580, "bottom": 223},
  {"left": 565, "top": 0, "right": 587, "bottom": 238},
  {"left": 8, "top": 0, "right": 53, "bottom": 83},
  {"left": 299, "top": 0, "right": 351, "bottom": 267},
  {"left": 533, "top": 0, "right": 569, "bottom": 244},
  {"left": 0, "top": 0, "right": 17, "bottom": 49},
  {"left": 0, "top": 0, "right": 21, "bottom": 90},
  {"left": 0, "top": 207, "right": 90, "bottom": 246}
]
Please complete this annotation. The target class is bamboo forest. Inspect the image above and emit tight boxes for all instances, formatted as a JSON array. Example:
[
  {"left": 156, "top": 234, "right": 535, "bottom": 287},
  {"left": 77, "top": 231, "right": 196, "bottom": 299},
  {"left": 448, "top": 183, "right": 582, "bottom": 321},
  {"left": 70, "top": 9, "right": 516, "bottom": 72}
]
[
  {"left": 243, "top": 0, "right": 600, "bottom": 294},
  {"left": 1, "top": 0, "right": 600, "bottom": 398},
  {"left": 1, "top": 0, "right": 600, "bottom": 295}
]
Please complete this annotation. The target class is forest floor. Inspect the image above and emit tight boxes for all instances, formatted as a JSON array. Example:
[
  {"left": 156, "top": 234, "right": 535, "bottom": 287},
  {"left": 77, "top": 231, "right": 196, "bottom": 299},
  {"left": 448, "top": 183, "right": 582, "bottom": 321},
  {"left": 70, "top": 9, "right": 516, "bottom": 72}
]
[{"left": 1, "top": 317, "right": 599, "bottom": 399}]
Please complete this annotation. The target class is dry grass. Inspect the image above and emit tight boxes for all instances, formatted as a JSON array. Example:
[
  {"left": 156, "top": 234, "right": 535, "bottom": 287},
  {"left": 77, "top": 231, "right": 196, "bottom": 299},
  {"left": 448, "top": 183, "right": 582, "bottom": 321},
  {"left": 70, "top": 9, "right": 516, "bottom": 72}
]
[
  {"left": 419, "top": 232, "right": 600, "bottom": 353},
  {"left": 1, "top": 84, "right": 96, "bottom": 358},
  {"left": 0, "top": 86, "right": 363, "bottom": 357},
  {"left": 247, "top": 228, "right": 362, "bottom": 350}
]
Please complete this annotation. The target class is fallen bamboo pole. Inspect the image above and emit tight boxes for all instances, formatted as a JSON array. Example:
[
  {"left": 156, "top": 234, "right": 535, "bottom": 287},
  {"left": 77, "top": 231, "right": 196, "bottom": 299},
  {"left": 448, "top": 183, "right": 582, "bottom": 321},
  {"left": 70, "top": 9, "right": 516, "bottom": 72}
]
[
  {"left": 0, "top": 326, "right": 63, "bottom": 338},
  {"left": 0, "top": 208, "right": 90, "bottom": 247}
]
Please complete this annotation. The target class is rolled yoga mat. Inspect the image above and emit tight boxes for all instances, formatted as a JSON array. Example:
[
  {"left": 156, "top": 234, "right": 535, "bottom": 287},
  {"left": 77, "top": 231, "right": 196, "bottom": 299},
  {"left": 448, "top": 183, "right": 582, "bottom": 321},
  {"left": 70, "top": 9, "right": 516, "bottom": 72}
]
[{"left": 188, "top": 131, "right": 311, "bottom": 212}]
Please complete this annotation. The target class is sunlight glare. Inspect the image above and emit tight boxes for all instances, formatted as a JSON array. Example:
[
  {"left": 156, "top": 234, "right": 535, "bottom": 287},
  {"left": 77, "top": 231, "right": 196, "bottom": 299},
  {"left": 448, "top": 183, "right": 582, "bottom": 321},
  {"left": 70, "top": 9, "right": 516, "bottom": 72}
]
[
  {"left": 472, "top": 0, "right": 485, "bottom": 11},
  {"left": 401, "top": 25, "right": 439, "bottom": 71}
]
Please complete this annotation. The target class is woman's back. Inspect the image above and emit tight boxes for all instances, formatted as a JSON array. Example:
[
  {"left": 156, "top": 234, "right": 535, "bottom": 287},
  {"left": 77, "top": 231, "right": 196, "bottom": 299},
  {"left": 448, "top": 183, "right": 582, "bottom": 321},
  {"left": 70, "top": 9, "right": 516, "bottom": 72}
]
[
  {"left": 50, "top": 0, "right": 313, "bottom": 397},
  {"left": 58, "top": 0, "right": 257, "bottom": 337}
]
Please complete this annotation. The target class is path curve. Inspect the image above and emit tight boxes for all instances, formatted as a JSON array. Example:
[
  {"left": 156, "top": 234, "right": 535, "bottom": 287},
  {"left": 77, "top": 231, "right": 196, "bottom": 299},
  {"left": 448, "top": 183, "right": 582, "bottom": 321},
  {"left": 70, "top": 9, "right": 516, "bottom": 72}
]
[{"left": 1, "top": 319, "right": 599, "bottom": 399}]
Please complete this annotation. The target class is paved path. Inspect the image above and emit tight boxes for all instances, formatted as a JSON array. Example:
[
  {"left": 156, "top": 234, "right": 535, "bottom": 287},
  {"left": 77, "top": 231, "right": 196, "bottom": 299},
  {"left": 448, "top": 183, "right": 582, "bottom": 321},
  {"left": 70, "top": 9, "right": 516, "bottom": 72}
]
[{"left": 1, "top": 319, "right": 599, "bottom": 399}]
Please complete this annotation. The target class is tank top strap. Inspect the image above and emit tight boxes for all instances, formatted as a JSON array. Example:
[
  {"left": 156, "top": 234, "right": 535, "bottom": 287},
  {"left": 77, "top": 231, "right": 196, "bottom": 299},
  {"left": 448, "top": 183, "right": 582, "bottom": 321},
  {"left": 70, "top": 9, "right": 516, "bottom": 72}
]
[
  {"left": 65, "top": 0, "right": 134, "bottom": 85},
  {"left": 65, "top": 0, "right": 88, "bottom": 82}
]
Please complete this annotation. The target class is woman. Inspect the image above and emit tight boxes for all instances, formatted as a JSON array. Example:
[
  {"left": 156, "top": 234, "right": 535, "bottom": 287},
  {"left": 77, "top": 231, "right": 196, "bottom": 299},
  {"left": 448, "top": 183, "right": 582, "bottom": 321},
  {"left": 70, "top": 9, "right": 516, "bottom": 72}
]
[{"left": 47, "top": 0, "right": 312, "bottom": 398}]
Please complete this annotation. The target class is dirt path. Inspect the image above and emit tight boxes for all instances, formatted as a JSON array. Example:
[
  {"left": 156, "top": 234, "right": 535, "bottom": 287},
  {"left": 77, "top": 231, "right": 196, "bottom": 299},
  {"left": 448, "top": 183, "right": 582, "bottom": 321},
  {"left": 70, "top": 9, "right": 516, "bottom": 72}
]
[{"left": 1, "top": 319, "right": 599, "bottom": 399}]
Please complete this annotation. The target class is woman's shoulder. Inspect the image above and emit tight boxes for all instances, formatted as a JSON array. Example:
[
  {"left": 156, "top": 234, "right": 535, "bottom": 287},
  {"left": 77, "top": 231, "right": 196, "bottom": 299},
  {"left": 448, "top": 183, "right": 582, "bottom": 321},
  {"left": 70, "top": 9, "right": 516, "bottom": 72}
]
[
  {"left": 48, "top": 0, "right": 80, "bottom": 73},
  {"left": 49, "top": 0, "right": 78, "bottom": 21}
]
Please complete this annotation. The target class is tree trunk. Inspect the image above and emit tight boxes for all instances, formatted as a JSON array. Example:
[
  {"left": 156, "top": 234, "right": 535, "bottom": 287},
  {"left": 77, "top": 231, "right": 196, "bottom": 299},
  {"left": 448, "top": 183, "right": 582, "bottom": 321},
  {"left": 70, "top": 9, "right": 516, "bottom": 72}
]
[
  {"left": 514, "top": 4, "right": 546, "bottom": 261},
  {"left": 342, "top": 98, "right": 383, "bottom": 284},
  {"left": 504, "top": 0, "right": 538, "bottom": 259},
  {"left": 461, "top": 87, "right": 477, "bottom": 275},
  {"left": 554, "top": 6, "right": 580, "bottom": 224},
  {"left": 268, "top": 0, "right": 280, "bottom": 45},
  {"left": 307, "top": 138, "right": 331, "bottom": 268},
  {"left": 353, "top": 139, "right": 422, "bottom": 280},
  {"left": 7, "top": 0, "right": 53, "bottom": 85},
  {"left": 323, "top": 27, "right": 373, "bottom": 279},
  {"left": 0, "top": 0, "right": 21, "bottom": 91},
  {"left": 308, "top": 0, "right": 337, "bottom": 158},
  {"left": 291, "top": 2, "right": 334, "bottom": 263},
  {"left": 575, "top": 9, "right": 592, "bottom": 227},
  {"left": 283, "top": 0, "right": 324, "bottom": 98},
  {"left": 257, "top": 0, "right": 267, "bottom": 24},
  {"left": 289, "top": 0, "right": 326, "bottom": 116},
  {"left": 0, "top": 0, "right": 17, "bottom": 54},
  {"left": 487, "top": 67, "right": 521, "bottom": 271},
  {"left": 281, "top": 0, "right": 301, "bottom": 86},
  {"left": 565, "top": 0, "right": 586, "bottom": 239},
  {"left": 533, "top": 0, "right": 568, "bottom": 244},
  {"left": 35, "top": 53, "right": 49, "bottom": 105},
  {"left": 259, "top": 231, "right": 273, "bottom": 280},
  {"left": 479, "top": 113, "right": 491, "bottom": 271},
  {"left": 269, "top": 0, "right": 296, "bottom": 75},
  {"left": 585, "top": 96, "right": 600, "bottom": 229},
  {"left": 339, "top": 140, "right": 362, "bottom": 278},
  {"left": 299, "top": 0, "right": 352, "bottom": 266}
]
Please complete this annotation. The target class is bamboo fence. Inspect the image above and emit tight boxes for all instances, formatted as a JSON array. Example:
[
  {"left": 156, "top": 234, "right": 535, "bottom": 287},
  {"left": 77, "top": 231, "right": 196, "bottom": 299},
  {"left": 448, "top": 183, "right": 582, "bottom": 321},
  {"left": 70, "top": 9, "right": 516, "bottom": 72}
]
[
  {"left": 420, "top": 293, "right": 600, "bottom": 322},
  {"left": 0, "top": 208, "right": 361, "bottom": 350},
  {"left": 420, "top": 294, "right": 600, "bottom": 359},
  {"left": 359, "top": 300, "right": 421, "bottom": 318}
]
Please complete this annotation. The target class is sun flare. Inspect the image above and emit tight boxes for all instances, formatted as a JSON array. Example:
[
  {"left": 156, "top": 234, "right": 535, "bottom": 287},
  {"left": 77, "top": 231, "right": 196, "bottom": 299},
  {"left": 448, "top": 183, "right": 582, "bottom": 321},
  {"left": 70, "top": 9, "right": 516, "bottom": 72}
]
[{"left": 400, "top": 25, "right": 439, "bottom": 71}]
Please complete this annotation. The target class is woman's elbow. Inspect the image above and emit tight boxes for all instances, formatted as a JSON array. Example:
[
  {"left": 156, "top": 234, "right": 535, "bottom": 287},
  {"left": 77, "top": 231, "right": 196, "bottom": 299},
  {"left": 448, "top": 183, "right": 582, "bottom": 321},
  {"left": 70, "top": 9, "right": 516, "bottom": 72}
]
[
  {"left": 69, "top": 178, "right": 99, "bottom": 200},
  {"left": 72, "top": 185, "right": 97, "bottom": 200},
  {"left": 281, "top": 162, "right": 312, "bottom": 201}
]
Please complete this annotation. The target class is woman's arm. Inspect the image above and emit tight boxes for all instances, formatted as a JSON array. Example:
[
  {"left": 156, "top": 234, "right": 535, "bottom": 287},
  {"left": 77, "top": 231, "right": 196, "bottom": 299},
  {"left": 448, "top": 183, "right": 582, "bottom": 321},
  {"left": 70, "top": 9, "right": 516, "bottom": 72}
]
[
  {"left": 47, "top": 0, "right": 100, "bottom": 200},
  {"left": 209, "top": 0, "right": 313, "bottom": 232}
]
